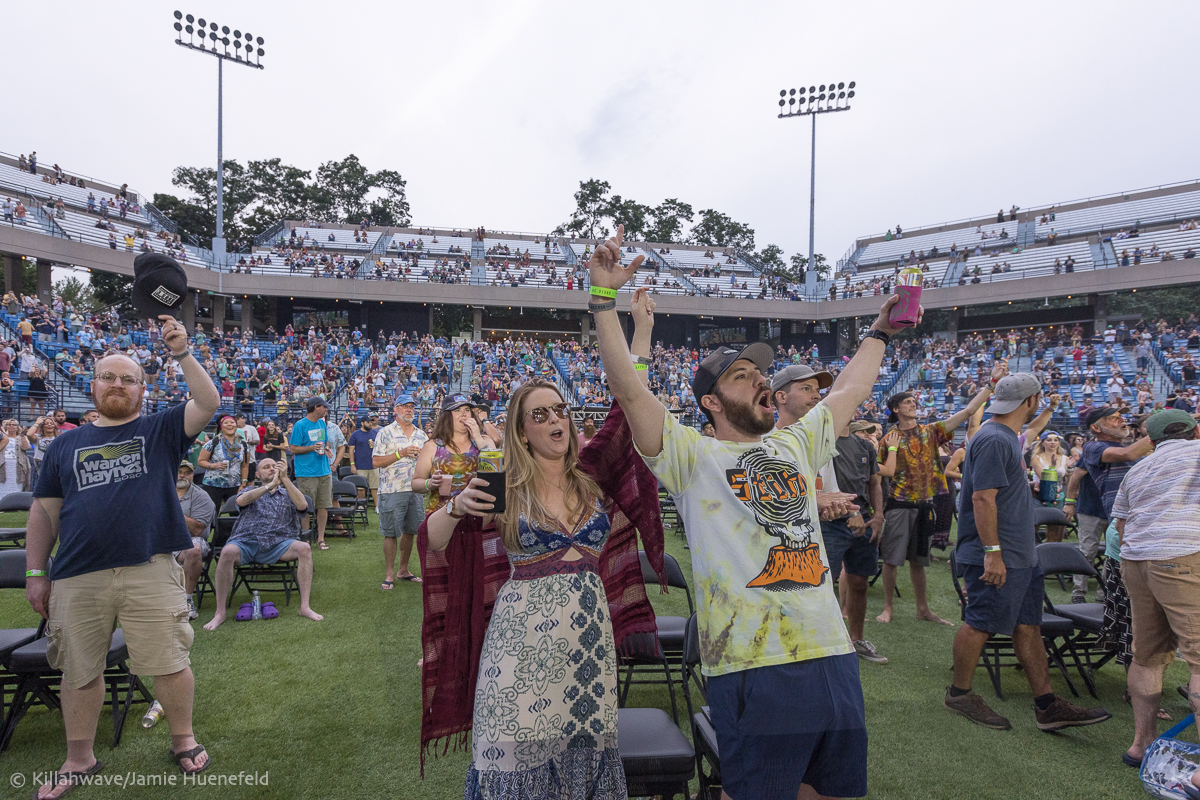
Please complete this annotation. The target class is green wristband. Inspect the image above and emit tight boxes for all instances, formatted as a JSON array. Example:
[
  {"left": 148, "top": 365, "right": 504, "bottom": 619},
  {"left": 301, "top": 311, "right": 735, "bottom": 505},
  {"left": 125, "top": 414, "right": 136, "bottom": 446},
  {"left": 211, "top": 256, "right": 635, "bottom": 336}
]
[
  {"left": 983, "top": 545, "right": 1001, "bottom": 553},
  {"left": 589, "top": 286, "right": 618, "bottom": 299},
  {"left": 26, "top": 569, "right": 47, "bottom": 578},
  {"left": 634, "top": 364, "right": 648, "bottom": 372}
]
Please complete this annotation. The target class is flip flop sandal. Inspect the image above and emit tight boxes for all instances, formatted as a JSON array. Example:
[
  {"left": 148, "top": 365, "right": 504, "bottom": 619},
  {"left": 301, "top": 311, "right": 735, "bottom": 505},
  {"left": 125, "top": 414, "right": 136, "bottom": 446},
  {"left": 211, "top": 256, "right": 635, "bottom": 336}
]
[
  {"left": 261, "top": 602, "right": 279, "bottom": 619},
  {"left": 317, "top": 542, "right": 330, "bottom": 550},
  {"left": 381, "top": 581, "right": 394, "bottom": 590},
  {"left": 34, "top": 760, "right": 104, "bottom": 799},
  {"left": 398, "top": 575, "right": 422, "bottom": 583},
  {"left": 235, "top": 603, "right": 254, "bottom": 622},
  {"left": 1121, "top": 752, "right": 1144, "bottom": 768},
  {"left": 169, "top": 744, "right": 211, "bottom": 776}
]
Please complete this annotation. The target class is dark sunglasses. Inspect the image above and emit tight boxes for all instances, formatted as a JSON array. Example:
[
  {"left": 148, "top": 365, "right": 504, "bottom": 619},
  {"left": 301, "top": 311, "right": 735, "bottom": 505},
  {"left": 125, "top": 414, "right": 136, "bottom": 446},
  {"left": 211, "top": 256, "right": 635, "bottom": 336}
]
[{"left": 525, "top": 403, "right": 569, "bottom": 424}]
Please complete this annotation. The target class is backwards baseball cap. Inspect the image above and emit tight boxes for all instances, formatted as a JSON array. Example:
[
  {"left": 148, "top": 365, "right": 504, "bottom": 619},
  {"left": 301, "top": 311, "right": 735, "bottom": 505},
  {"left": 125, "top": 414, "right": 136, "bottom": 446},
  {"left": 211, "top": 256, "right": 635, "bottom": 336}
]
[
  {"left": 1145, "top": 408, "right": 1197, "bottom": 442},
  {"left": 770, "top": 363, "right": 834, "bottom": 393},
  {"left": 1084, "top": 406, "right": 1121, "bottom": 430},
  {"left": 441, "top": 393, "right": 479, "bottom": 413},
  {"left": 886, "top": 392, "right": 913, "bottom": 424},
  {"left": 305, "top": 395, "right": 329, "bottom": 411},
  {"left": 691, "top": 342, "right": 774, "bottom": 400},
  {"left": 394, "top": 394, "right": 416, "bottom": 406},
  {"left": 987, "top": 373, "right": 1043, "bottom": 415},
  {"left": 131, "top": 252, "right": 188, "bottom": 319}
]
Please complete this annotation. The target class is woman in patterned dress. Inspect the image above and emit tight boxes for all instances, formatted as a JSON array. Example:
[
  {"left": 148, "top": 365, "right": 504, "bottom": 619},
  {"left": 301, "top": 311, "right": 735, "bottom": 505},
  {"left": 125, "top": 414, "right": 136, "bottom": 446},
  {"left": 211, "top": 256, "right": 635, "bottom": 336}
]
[
  {"left": 426, "top": 378, "right": 627, "bottom": 799},
  {"left": 413, "top": 394, "right": 496, "bottom": 514}
]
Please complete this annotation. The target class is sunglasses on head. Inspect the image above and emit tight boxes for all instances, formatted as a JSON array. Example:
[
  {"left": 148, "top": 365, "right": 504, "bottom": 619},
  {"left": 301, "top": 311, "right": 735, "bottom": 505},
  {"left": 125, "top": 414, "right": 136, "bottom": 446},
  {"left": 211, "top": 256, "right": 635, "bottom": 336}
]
[{"left": 525, "top": 403, "right": 569, "bottom": 424}]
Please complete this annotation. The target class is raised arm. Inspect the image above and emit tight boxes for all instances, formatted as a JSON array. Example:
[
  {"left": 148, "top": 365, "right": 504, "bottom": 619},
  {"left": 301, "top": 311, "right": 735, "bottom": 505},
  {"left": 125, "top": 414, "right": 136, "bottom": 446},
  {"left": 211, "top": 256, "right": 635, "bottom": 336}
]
[
  {"left": 590, "top": 226, "right": 665, "bottom": 456},
  {"left": 1100, "top": 436, "right": 1154, "bottom": 464},
  {"left": 630, "top": 288, "right": 655, "bottom": 388},
  {"left": 943, "top": 360, "right": 1006, "bottom": 433},
  {"left": 821, "top": 295, "right": 915, "bottom": 433},
  {"left": 161, "top": 315, "right": 221, "bottom": 437},
  {"left": 1023, "top": 393, "right": 1059, "bottom": 442}
]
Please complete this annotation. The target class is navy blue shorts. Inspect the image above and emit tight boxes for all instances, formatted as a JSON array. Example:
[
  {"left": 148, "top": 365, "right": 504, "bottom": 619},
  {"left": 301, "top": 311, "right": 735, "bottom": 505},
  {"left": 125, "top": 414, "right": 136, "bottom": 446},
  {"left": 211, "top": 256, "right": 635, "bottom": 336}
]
[
  {"left": 963, "top": 563, "right": 1044, "bottom": 636},
  {"left": 821, "top": 519, "right": 879, "bottom": 580},
  {"left": 708, "top": 654, "right": 867, "bottom": 800}
]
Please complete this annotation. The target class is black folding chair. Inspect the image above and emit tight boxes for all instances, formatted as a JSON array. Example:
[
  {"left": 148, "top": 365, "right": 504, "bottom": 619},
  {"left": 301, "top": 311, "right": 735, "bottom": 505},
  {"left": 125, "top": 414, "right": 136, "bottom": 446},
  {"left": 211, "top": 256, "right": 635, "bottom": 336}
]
[
  {"left": 638, "top": 551, "right": 694, "bottom": 677},
  {"left": 342, "top": 474, "right": 371, "bottom": 525},
  {"left": 617, "top": 705, "right": 695, "bottom": 800},
  {"left": 0, "top": 549, "right": 43, "bottom": 712},
  {"left": 0, "top": 552, "right": 153, "bottom": 751},
  {"left": 326, "top": 480, "right": 359, "bottom": 538},
  {"left": 0, "top": 491, "right": 33, "bottom": 549},
  {"left": 1034, "top": 506, "right": 1073, "bottom": 590},
  {"left": 1037, "top": 542, "right": 1118, "bottom": 697},
  {"left": 681, "top": 613, "right": 721, "bottom": 799},
  {"left": 195, "top": 496, "right": 240, "bottom": 611},
  {"left": 948, "top": 550, "right": 1080, "bottom": 699}
]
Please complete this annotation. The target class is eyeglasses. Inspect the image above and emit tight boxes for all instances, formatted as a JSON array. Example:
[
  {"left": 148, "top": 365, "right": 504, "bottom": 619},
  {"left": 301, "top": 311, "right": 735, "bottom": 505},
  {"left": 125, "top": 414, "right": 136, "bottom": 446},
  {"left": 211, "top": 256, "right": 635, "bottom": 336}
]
[
  {"left": 95, "top": 372, "right": 144, "bottom": 386},
  {"left": 525, "top": 403, "right": 569, "bottom": 424}
]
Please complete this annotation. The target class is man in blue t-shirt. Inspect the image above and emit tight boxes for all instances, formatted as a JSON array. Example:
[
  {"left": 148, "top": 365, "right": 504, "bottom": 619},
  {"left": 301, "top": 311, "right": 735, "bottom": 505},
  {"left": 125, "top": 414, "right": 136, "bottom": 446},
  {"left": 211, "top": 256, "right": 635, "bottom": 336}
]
[
  {"left": 290, "top": 395, "right": 334, "bottom": 549},
  {"left": 347, "top": 416, "right": 380, "bottom": 511},
  {"left": 1064, "top": 407, "right": 1153, "bottom": 602},
  {"left": 948, "top": 374, "right": 1112, "bottom": 733},
  {"left": 24, "top": 316, "right": 222, "bottom": 791}
]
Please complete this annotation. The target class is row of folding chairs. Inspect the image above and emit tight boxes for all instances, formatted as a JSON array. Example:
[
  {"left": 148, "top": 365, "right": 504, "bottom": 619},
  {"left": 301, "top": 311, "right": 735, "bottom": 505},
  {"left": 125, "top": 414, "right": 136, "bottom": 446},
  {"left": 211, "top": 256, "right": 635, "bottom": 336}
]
[{"left": 0, "top": 550, "right": 153, "bottom": 754}]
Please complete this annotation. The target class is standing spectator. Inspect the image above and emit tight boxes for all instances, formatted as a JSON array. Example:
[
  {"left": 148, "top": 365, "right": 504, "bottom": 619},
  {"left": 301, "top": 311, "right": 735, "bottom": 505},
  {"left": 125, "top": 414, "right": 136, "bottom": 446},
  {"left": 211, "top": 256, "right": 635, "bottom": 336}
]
[
  {"left": 197, "top": 415, "right": 250, "bottom": 509},
  {"left": 347, "top": 416, "right": 380, "bottom": 512},
  {"left": 290, "top": 396, "right": 334, "bottom": 550},
  {"left": 26, "top": 416, "right": 59, "bottom": 488},
  {"left": 1063, "top": 407, "right": 1153, "bottom": 603},
  {"left": 947, "top": 374, "right": 1111, "bottom": 731},
  {"left": 51, "top": 408, "right": 76, "bottom": 432},
  {"left": 0, "top": 418, "right": 31, "bottom": 500},
  {"left": 876, "top": 361, "right": 1006, "bottom": 626},
  {"left": 1111, "top": 410, "right": 1200, "bottom": 787},
  {"left": 372, "top": 397, "right": 428, "bottom": 588},
  {"left": 24, "top": 317, "right": 221, "bottom": 795}
]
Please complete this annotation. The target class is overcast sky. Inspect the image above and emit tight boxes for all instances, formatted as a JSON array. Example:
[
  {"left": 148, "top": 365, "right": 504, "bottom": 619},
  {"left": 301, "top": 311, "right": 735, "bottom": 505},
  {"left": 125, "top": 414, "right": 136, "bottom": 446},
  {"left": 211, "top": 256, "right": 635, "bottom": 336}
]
[{"left": 8, "top": 0, "right": 1199, "bottom": 267}]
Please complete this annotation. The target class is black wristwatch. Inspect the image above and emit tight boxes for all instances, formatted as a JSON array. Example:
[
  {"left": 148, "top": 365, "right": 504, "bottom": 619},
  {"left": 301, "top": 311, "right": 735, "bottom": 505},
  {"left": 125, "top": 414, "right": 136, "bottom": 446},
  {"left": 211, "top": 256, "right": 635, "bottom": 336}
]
[{"left": 863, "top": 328, "right": 890, "bottom": 345}]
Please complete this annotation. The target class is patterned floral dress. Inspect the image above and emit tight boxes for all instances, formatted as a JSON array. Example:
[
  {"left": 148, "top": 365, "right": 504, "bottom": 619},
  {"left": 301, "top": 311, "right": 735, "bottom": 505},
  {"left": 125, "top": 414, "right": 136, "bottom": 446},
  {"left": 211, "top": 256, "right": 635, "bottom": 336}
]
[
  {"left": 464, "top": 502, "right": 626, "bottom": 800},
  {"left": 426, "top": 440, "right": 479, "bottom": 515}
]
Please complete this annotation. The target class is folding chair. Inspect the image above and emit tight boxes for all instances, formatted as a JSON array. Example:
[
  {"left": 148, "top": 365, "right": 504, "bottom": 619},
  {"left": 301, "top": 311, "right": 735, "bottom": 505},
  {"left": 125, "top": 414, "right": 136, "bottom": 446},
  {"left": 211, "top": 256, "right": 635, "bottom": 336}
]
[
  {"left": 195, "top": 496, "right": 240, "bottom": 610},
  {"left": 638, "top": 551, "right": 694, "bottom": 678},
  {"left": 1037, "top": 542, "right": 1119, "bottom": 697},
  {"left": 326, "top": 480, "right": 359, "bottom": 538},
  {"left": 680, "top": 613, "right": 721, "bottom": 799},
  {"left": 0, "top": 550, "right": 43, "bottom": 714},
  {"left": 617, "top": 705, "right": 695, "bottom": 800},
  {"left": 1033, "top": 506, "right": 1073, "bottom": 589},
  {"left": 0, "top": 552, "right": 154, "bottom": 752},
  {"left": 336, "top": 465, "right": 354, "bottom": 480},
  {"left": 948, "top": 550, "right": 1080, "bottom": 699},
  {"left": 342, "top": 474, "right": 371, "bottom": 526},
  {"left": 231, "top": 495, "right": 312, "bottom": 606},
  {"left": 0, "top": 491, "right": 33, "bottom": 549}
]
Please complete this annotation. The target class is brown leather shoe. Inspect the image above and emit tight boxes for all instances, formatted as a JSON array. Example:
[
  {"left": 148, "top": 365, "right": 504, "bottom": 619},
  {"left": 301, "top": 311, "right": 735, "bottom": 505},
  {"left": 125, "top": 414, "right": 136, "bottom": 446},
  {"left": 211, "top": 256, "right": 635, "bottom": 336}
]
[
  {"left": 945, "top": 689, "right": 1011, "bottom": 730},
  {"left": 1035, "top": 697, "right": 1112, "bottom": 731}
]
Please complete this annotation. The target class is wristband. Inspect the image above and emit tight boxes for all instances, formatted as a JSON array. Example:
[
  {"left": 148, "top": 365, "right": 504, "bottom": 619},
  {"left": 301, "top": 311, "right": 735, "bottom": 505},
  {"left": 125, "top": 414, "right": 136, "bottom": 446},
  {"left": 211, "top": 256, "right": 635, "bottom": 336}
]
[
  {"left": 26, "top": 569, "right": 47, "bottom": 578},
  {"left": 888, "top": 447, "right": 898, "bottom": 453},
  {"left": 1063, "top": 498, "right": 1076, "bottom": 504},
  {"left": 589, "top": 286, "right": 618, "bottom": 299},
  {"left": 171, "top": 349, "right": 192, "bottom": 360},
  {"left": 588, "top": 300, "right": 617, "bottom": 312},
  {"left": 634, "top": 364, "right": 648, "bottom": 372},
  {"left": 632, "top": 355, "right": 652, "bottom": 366},
  {"left": 983, "top": 545, "right": 1002, "bottom": 553}
]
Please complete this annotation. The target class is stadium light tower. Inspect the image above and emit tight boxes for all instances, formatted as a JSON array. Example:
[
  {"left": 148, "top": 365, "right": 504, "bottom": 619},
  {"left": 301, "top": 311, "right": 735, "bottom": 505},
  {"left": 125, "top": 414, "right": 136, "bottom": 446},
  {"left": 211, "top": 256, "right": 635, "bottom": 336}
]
[
  {"left": 173, "top": 10, "right": 266, "bottom": 269},
  {"left": 777, "top": 81, "right": 855, "bottom": 298}
]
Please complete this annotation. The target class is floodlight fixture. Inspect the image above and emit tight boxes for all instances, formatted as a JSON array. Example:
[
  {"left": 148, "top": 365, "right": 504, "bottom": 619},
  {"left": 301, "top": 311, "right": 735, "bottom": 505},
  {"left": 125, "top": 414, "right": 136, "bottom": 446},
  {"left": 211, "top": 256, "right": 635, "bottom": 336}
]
[{"left": 775, "top": 78, "right": 859, "bottom": 298}]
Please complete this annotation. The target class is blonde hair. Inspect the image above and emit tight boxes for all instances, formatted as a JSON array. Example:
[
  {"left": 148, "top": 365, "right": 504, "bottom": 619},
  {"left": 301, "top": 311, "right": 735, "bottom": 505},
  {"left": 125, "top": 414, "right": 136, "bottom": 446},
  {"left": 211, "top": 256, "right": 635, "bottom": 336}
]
[{"left": 498, "top": 378, "right": 601, "bottom": 553}]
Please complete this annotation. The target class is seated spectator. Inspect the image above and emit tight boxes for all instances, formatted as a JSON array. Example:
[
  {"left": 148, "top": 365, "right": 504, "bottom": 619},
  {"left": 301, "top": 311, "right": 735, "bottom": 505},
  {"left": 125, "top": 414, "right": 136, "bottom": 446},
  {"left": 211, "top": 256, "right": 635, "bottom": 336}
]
[
  {"left": 202, "top": 458, "right": 322, "bottom": 630},
  {"left": 173, "top": 460, "right": 216, "bottom": 620}
]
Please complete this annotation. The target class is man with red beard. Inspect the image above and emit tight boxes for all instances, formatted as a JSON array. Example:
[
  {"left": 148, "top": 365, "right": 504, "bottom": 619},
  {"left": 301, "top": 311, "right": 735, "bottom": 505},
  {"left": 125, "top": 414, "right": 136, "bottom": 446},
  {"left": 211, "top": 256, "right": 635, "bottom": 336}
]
[
  {"left": 592, "top": 225, "right": 909, "bottom": 800},
  {"left": 25, "top": 315, "right": 221, "bottom": 798}
]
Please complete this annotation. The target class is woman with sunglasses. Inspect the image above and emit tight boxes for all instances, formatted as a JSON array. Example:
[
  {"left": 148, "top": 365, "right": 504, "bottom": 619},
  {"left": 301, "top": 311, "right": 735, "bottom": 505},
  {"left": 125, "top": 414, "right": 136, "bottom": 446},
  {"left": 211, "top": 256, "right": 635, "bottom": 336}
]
[
  {"left": 412, "top": 394, "right": 496, "bottom": 515},
  {"left": 0, "top": 418, "right": 31, "bottom": 499},
  {"left": 422, "top": 289, "right": 662, "bottom": 799},
  {"left": 1030, "top": 430, "right": 1069, "bottom": 541}
]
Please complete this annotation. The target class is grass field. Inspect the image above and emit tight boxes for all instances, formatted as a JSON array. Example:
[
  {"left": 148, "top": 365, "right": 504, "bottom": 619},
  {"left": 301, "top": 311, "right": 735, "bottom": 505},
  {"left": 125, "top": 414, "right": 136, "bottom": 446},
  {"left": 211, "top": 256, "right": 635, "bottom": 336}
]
[{"left": 0, "top": 510, "right": 1192, "bottom": 800}]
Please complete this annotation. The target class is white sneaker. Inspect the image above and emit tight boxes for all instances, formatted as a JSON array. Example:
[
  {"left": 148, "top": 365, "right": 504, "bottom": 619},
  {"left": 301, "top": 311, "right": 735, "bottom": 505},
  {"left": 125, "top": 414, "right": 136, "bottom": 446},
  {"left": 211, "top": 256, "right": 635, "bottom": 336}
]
[
  {"left": 853, "top": 639, "right": 888, "bottom": 664},
  {"left": 186, "top": 596, "right": 199, "bottom": 621}
]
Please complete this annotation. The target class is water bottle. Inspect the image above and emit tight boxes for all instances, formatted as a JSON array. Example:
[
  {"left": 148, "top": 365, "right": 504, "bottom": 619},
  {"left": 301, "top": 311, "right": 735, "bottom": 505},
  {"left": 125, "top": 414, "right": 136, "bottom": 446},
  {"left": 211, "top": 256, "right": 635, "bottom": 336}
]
[
  {"left": 252, "top": 591, "right": 263, "bottom": 620},
  {"left": 141, "top": 700, "right": 164, "bottom": 729},
  {"left": 1039, "top": 468, "right": 1058, "bottom": 504}
]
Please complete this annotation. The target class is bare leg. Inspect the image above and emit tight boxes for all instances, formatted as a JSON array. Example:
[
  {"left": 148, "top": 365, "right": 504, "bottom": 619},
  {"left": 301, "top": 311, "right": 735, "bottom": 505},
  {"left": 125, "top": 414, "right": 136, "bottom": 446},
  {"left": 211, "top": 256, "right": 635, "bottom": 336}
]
[
  {"left": 155, "top": 667, "right": 208, "bottom": 772},
  {"left": 912, "top": 564, "right": 953, "bottom": 625},
  {"left": 397, "top": 533, "right": 419, "bottom": 580},
  {"left": 36, "top": 675, "right": 104, "bottom": 800},
  {"left": 838, "top": 571, "right": 849, "bottom": 619},
  {"left": 316, "top": 507, "right": 328, "bottom": 545},
  {"left": 1012, "top": 624, "right": 1052, "bottom": 696},
  {"left": 282, "top": 541, "right": 322, "bottom": 620},
  {"left": 178, "top": 546, "right": 202, "bottom": 595},
  {"left": 876, "top": 563, "right": 898, "bottom": 623},
  {"left": 383, "top": 536, "right": 397, "bottom": 584},
  {"left": 1127, "top": 661, "right": 1167, "bottom": 761},
  {"left": 1044, "top": 524, "right": 1064, "bottom": 543},
  {"left": 202, "top": 546, "right": 241, "bottom": 630},
  {"left": 844, "top": 573, "right": 870, "bottom": 642},
  {"left": 951, "top": 623, "right": 991, "bottom": 691}
]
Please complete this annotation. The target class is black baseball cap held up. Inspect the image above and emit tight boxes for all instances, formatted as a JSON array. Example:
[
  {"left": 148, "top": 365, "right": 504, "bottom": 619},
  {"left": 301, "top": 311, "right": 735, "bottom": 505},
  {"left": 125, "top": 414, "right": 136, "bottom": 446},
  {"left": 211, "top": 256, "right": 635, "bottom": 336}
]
[
  {"left": 691, "top": 342, "right": 775, "bottom": 400},
  {"left": 131, "top": 252, "right": 188, "bottom": 319}
]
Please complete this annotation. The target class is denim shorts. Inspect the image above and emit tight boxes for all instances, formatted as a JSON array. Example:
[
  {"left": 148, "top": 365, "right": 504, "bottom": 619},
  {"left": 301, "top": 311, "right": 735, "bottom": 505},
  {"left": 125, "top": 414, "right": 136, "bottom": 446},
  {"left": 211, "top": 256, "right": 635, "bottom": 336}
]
[
  {"left": 963, "top": 563, "right": 1044, "bottom": 636},
  {"left": 821, "top": 519, "right": 879, "bottom": 580},
  {"left": 233, "top": 538, "right": 296, "bottom": 566},
  {"left": 707, "top": 654, "right": 868, "bottom": 800}
]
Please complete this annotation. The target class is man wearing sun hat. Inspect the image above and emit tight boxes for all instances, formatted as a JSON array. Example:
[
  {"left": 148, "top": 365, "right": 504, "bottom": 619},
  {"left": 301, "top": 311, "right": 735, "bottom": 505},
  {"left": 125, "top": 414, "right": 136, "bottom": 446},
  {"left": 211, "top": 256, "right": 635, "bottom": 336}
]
[
  {"left": 373, "top": 395, "right": 428, "bottom": 588},
  {"left": 1110, "top": 409, "right": 1200, "bottom": 780}
]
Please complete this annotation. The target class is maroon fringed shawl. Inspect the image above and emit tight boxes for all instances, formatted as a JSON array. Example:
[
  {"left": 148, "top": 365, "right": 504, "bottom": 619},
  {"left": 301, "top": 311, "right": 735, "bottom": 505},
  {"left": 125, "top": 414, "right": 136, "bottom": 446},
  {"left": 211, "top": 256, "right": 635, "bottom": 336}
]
[{"left": 416, "top": 401, "right": 665, "bottom": 770}]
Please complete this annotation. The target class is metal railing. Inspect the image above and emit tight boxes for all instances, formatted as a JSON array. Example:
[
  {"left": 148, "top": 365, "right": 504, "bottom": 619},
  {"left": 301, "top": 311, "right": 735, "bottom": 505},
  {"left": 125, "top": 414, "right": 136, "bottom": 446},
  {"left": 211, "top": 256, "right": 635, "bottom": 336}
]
[{"left": 145, "top": 203, "right": 179, "bottom": 234}]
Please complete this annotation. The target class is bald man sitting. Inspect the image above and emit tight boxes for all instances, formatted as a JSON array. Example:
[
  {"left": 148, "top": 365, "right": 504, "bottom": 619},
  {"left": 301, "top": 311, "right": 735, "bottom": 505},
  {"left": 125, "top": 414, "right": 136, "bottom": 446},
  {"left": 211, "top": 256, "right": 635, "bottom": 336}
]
[{"left": 203, "top": 459, "right": 322, "bottom": 630}]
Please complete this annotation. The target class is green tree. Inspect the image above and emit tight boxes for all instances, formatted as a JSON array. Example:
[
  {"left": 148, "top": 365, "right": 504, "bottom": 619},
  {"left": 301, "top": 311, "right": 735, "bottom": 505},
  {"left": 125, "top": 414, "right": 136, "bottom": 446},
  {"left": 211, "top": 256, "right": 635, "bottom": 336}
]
[
  {"left": 606, "top": 195, "right": 653, "bottom": 241},
  {"left": 90, "top": 271, "right": 134, "bottom": 313},
  {"left": 791, "top": 253, "right": 830, "bottom": 280},
  {"left": 151, "top": 193, "right": 215, "bottom": 244},
  {"left": 53, "top": 276, "right": 96, "bottom": 311},
  {"left": 757, "top": 244, "right": 786, "bottom": 274},
  {"left": 688, "top": 209, "right": 755, "bottom": 251},
  {"left": 646, "top": 198, "right": 694, "bottom": 244},
  {"left": 556, "top": 179, "right": 613, "bottom": 239}
]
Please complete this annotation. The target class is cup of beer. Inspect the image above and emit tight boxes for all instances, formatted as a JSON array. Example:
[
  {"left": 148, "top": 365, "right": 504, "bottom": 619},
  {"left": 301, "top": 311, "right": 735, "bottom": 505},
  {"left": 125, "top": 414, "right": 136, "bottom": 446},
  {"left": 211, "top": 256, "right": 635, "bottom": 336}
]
[{"left": 888, "top": 268, "right": 923, "bottom": 328}]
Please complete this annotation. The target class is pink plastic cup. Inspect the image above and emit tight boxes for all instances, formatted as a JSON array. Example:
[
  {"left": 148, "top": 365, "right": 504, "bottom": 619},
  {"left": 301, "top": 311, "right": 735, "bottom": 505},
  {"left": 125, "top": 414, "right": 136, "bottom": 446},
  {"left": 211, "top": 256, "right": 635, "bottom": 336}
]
[{"left": 888, "top": 285, "right": 922, "bottom": 328}]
